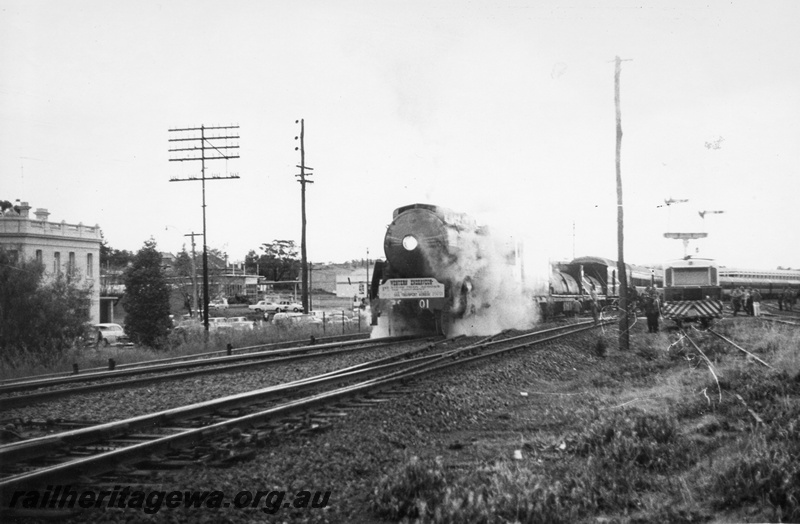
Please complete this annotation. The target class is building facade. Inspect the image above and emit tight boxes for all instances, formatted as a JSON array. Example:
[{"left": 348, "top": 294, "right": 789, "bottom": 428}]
[{"left": 0, "top": 201, "right": 102, "bottom": 323}]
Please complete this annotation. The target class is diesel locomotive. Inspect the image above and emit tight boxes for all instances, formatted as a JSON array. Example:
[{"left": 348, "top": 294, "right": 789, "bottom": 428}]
[{"left": 662, "top": 257, "right": 723, "bottom": 326}]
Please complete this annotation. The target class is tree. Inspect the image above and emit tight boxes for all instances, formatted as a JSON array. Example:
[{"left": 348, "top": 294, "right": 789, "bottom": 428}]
[
  {"left": 100, "top": 237, "right": 134, "bottom": 270},
  {"left": 121, "top": 239, "right": 172, "bottom": 348},
  {"left": 172, "top": 246, "right": 197, "bottom": 314},
  {"left": 245, "top": 240, "right": 300, "bottom": 283},
  {"left": 0, "top": 248, "right": 91, "bottom": 360}
]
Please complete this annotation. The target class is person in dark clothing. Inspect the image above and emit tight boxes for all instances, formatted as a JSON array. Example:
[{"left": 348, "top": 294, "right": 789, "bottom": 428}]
[
  {"left": 643, "top": 287, "right": 661, "bottom": 333},
  {"left": 590, "top": 289, "right": 599, "bottom": 324},
  {"left": 731, "top": 287, "right": 743, "bottom": 316},
  {"left": 784, "top": 288, "right": 795, "bottom": 312}
]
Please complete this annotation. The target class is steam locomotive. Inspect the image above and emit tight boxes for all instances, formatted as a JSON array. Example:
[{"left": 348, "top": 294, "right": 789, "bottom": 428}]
[{"left": 369, "top": 203, "right": 514, "bottom": 336}]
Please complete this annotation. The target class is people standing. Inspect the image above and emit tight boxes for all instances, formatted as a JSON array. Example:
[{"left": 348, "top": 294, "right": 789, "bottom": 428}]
[
  {"left": 644, "top": 286, "right": 661, "bottom": 333},
  {"left": 752, "top": 289, "right": 762, "bottom": 317},
  {"left": 743, "top": 288, "right": 753, "bottom": 316},
  {"left": 784, "top": 288, "right": 795, "bottom": 312},
  {"left": 590, "top": 289, "right": 599, "bottom": 324},
  {"left": 731, "top": 287, "right": 743, "bottom": 317}
]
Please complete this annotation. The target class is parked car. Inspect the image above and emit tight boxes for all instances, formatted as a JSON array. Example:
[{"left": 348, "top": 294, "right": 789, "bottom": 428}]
[
  {"left": 324, "top": 312, "right": 354, "bottom": 325},
  {"left": 90, "top": 323, "right": 130, "bottom": 346},
  {"left": 225, "top": 316, "right": 254, "bottom": 331},
  {"left": 208, "top": 317, "right": 229, "bottom": 331},
  {"left": 279, "top": 300, "right": 303, "bottom": 312},
  {"left": 209, "top": 298, "right": 229, "bottom": 310},
  {"left": 249, "top": 300, "right": 282, "bottom": 313},
  {"left": 174, "top": 317, "right": 237, "bottom": 335},
  {"left": 272, "top": 312, "right": 322, "bottom": 327}
]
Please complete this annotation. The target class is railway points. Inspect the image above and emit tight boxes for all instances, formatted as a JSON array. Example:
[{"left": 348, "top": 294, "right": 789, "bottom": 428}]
[{"left": 0, "top": 319, "right": 610, "bottom": 502}]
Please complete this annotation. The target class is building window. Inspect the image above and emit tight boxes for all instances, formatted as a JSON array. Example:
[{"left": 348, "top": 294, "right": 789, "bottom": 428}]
[
  {"left": 36, "top": 250, "right": 43, "bottom": 264},
  {"left": 69, "top": 252, "right": 76, "bottom": 276},
  {"left": 87, "top": 253, "right": 93, "bottom": 278},
  {"left": 54, "top": 252, "right": 61, "bottom": 273}
]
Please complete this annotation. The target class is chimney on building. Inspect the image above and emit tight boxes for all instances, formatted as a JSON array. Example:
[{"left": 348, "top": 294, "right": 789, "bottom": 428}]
[
  {"left": 34, "top": 208, "right": 50, "bottom": 221},
  {"left": 19, "top": 201, "right": 31, "bottom": 218}
]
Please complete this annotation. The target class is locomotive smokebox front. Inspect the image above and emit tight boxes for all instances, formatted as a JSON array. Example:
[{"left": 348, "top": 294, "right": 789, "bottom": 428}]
[{"left": 384, "top": 207, "right": 449, "bottom": 278}]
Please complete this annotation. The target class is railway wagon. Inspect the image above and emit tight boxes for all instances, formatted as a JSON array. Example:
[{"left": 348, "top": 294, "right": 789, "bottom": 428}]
[
  {"left": 718, "top": 267, "right": 800, "bottom": 300},
  {"left": 662, "top": 257, "right": 723, "bottom": 326},
  {"left": 369, "top": 203, "right": 507, "bottom": 335},
  {"left": 542, "top": 256, "right": 663, "bottom": 317}
]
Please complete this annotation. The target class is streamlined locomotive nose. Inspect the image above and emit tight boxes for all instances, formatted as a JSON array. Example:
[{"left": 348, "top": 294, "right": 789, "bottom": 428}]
[{"left": 384, "top": 207, "right": 448, "bottom": 278}]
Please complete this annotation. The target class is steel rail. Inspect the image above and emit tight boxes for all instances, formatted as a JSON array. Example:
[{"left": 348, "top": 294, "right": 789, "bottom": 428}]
[
  {"left": 0, "top": 339, "right": 449, "bottom": 466},
  {"left": 0, "top": 338, "right": 429, "bottom": 410},
  {"left": 706, "top": 328, "right": 774, "bottom": 369},
  {"left": 0, "top": 333, "right": 371, "bottom": 386},
  {"left": 758, "top": 317, "right": 799, "bottom": 327},
  {"left": 0, "top": 335, "right": 419, "bottom": 395},
  {"left": 0, "top": 321, "right": 609, "bottom": 490}
]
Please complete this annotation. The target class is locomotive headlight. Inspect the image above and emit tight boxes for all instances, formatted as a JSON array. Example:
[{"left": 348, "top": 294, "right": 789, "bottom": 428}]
[{"left": 402, "top": 235, "right": 418, "bottom": 251}]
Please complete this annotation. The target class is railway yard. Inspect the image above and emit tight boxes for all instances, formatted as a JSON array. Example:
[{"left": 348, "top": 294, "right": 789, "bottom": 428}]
[{"left": 0, "top": 303, "right": 797, "bottom": 523}]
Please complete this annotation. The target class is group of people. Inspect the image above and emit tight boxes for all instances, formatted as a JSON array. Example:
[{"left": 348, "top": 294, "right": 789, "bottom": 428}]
[
  {"left": 587, "top": 286, "right": 662, "bottom": 333},
  {"left": 730, "top": 287, "right": 763, "bottom": 316},
  {"left": 777, "top": 287, "right": 797, "bottom": 312}
]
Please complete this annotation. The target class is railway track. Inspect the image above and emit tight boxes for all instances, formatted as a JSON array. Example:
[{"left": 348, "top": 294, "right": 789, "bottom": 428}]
[
  {"left": 0, "top": 334, "right": 415, "bottom": 409},
  {"left": 0, "top": 319, "right": 611, "bottom": 503},
  {"left": 0, "top": 332, "right": 371, "bottom": 386}
]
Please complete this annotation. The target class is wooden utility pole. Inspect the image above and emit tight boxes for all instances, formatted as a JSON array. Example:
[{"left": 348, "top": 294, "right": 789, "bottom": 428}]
[
  {"left": 169, "top": 125, "right": 240, "bottom": 332},
  {"left": 295, "top": 119, "right": 314, "bottom": 313},
  {"left": 615, "top": 56, "right": 630, "bottom": 351}
]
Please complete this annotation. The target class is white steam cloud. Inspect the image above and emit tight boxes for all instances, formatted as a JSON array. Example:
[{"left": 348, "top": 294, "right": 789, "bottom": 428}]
[{"left": 423, "top": 226, "right": 539, "bottom": 336}]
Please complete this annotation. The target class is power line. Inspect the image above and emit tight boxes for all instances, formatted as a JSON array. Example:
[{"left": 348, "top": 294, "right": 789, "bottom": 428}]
[{"left": 168, "top": 125, "right": 240, "bottom": 332}]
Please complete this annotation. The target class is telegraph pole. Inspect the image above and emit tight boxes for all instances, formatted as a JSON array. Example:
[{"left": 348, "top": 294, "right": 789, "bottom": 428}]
[
  {"left": 614, "top": 56, "right": 630, "bottom": 351},
  {"left": 169, "top": 124, "right": 240, "bottom": 332},
  {"left": 184, "top": 232, "right": 201, "bottom": 318},
  {"left": 295, "top": 119, "right": 314, "bottom": 313}
]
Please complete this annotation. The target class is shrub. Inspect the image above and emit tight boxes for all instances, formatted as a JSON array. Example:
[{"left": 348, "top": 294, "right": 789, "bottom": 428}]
[
  {"left": 0, "top": 248, "right": 91, "bottom": 360},
  {"left": 371, "top": 455, "right": 448, "bottom": 521},
  {"left": 713, "top": 437, "right": 800, "bottom": 520},
  {"left": 371, "top": 457, "right": 597, "bottom": 524},
  {"left": 572, "top": 409, "right": 693, "bottom": 472}
]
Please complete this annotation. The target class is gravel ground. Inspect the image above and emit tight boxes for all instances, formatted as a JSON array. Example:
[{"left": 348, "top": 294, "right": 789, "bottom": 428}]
[
  {"left": 0, "top": 341, "right": 431, "bottom": 424},
  {"left": 19, "top": 325, "right": 614, "bottom": 524}
]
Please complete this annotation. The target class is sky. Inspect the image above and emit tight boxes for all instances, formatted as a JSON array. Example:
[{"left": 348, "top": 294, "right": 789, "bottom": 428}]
[{"left": 2, "top": 0, "right": 799, "bottom": 283}]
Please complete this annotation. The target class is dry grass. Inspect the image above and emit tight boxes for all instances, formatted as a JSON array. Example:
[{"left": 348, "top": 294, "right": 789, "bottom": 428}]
[
  {"left": 372, "top": 319, "right": 800, "bottom": 523},
  {"left": 0, "top": 314, "right": 370, "bottom": 381}
]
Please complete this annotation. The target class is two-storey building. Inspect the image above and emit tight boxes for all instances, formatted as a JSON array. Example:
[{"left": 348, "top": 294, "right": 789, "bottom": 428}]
[{"left": 0, "top": 201, "right": 102, "bottom": 323}]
